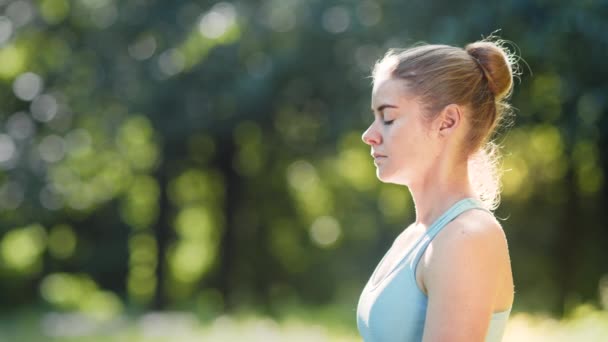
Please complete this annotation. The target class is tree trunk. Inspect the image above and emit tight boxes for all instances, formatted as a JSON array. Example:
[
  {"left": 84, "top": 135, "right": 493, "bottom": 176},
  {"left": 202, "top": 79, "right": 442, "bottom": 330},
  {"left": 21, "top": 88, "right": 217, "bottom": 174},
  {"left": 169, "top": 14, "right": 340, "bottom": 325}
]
[
  {"left": 153, "top": 156, "right": 170, "bottom": 310},
  {"left": 216, "top": 135, "right": 239, "bottom": 312}
]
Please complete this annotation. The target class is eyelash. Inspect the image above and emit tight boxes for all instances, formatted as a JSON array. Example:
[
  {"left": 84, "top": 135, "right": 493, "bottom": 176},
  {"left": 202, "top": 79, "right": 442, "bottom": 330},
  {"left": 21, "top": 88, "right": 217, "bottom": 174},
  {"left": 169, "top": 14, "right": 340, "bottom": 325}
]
[{"left": 370, "top": 110, "right": 394, "bottom": 125}]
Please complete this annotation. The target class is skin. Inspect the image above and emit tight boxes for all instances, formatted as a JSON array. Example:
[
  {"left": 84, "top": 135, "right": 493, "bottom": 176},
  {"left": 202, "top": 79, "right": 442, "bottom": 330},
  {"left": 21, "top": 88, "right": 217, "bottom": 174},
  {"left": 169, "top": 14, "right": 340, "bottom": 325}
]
[{"left": 362, "top": 75, "right": 514, "bottom": 342}]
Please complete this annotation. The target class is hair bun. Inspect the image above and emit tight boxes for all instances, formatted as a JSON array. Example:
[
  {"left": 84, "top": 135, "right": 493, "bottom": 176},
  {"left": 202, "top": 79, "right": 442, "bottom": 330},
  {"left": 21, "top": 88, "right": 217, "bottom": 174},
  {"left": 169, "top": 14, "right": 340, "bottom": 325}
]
[{"left": 465, "top": 41, "right": 514, "bottom": 100}]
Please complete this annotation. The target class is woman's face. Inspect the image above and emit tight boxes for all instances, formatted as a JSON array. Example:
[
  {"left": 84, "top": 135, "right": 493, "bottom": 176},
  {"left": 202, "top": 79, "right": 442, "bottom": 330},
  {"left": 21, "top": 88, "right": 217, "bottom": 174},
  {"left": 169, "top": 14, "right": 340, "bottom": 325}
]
[{"left": 362, "top": 77, "right": 440, "bottom": 185}]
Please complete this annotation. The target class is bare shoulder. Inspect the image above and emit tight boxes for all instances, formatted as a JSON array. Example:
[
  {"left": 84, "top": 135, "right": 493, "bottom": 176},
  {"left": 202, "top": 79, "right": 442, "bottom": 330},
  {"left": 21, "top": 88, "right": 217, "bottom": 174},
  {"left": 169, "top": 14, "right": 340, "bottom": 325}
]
[
  {"left": 433, "top": 209, "right": 507, "bottom": 251},
  {"left": 421, "top": 208, "right": 512, "bottom": 298},
  {"left": 420, "top": 209, "right": 513, "bottom": 340}
]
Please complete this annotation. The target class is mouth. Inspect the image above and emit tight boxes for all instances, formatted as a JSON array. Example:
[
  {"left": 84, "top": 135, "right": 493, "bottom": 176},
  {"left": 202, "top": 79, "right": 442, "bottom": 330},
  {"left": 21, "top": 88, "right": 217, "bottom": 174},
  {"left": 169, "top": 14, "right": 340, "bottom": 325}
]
[{"left": 372, "top": 153, "right": 387, "bottom": 164}]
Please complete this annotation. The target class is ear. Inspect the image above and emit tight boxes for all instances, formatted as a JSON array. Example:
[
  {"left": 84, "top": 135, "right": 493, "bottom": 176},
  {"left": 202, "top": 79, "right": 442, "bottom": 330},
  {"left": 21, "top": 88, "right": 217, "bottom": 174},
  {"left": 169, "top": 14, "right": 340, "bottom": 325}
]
[{"left": 437, "top": 104, "right": 462, "bottom": 137}]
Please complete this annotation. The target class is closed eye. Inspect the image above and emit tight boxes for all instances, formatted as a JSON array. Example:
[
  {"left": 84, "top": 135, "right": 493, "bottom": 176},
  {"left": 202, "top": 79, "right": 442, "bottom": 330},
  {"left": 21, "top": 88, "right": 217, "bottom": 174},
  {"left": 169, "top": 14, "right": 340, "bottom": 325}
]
[
  {"left": 372, "top": 103, "right": 398, "bottom": 125},
  {"left": 370, "top": 111, "right": 394, "bottom": 126}
]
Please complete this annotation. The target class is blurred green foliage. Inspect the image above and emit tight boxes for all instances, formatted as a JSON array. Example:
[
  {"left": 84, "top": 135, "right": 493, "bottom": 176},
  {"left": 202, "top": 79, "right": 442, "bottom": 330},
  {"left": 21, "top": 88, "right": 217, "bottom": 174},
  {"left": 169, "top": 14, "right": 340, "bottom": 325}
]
[
  {"left": 3, "top": 304, "right": 608, "bottom": 342},
  {"left": 0, "top": 0, "right": 607, "bottom": 336}
]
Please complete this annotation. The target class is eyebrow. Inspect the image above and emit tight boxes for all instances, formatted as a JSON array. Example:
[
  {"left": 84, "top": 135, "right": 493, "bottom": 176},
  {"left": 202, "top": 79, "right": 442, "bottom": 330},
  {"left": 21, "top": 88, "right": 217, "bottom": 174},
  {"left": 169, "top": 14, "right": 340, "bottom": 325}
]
[{"left": 372, "top": 104, "right": 399, "bottom": 113}]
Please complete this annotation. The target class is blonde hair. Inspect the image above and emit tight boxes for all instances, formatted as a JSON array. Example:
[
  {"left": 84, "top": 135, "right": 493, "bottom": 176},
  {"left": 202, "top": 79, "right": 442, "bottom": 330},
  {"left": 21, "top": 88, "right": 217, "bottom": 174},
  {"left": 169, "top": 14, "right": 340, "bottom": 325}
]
[{"left": 372, "top": 37, "right": 520, "bottom": 210}]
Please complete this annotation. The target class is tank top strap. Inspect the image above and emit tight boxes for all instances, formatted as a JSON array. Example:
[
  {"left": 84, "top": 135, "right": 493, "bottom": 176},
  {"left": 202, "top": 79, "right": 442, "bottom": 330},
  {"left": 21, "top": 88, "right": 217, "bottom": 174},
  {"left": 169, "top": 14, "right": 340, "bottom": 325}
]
[{"left": 411, "top": 198, "right": 489, "bottom": 268}]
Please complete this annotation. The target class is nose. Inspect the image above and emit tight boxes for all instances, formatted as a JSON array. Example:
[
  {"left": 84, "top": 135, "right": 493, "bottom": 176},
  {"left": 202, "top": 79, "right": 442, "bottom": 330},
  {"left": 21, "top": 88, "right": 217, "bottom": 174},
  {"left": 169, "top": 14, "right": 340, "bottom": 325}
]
[{"left": 362, "top": 122, "right": 381, "bottom": 146}]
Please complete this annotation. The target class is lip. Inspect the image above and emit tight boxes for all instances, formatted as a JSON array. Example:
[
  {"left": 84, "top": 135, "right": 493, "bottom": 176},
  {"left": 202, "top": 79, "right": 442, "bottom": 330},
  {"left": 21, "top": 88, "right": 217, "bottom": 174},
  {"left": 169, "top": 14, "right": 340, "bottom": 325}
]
[{"left": 372, "top": 152, "right": 387, "bottom": 158}]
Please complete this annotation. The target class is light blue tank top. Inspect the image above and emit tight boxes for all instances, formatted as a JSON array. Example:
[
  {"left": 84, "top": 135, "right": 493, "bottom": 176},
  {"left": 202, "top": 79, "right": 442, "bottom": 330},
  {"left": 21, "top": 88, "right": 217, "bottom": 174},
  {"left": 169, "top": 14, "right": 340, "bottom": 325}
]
[{"left": 356, "top": 198, "right": 511, "bottom": 342}]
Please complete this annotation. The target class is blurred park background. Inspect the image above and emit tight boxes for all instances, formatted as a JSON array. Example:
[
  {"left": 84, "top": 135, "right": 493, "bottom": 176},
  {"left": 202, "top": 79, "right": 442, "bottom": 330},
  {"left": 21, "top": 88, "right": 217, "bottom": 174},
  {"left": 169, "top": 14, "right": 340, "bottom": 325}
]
[{"left": 0, "top": 0, "right": 607, "bottom": 341}]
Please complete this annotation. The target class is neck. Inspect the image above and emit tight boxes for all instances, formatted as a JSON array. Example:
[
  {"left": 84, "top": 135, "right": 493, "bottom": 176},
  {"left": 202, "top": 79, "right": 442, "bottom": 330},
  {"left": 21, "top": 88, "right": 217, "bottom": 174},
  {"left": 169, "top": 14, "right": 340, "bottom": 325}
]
[{"left": 407, "top": 159, "right": 476, "bottom": 229}]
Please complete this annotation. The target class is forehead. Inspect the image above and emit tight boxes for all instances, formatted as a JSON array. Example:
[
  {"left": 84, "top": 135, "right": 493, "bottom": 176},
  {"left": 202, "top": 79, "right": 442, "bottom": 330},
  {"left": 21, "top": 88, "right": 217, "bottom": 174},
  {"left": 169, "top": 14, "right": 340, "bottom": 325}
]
[{"left": 371, "top": 77, "right": 415, "bottom": 108}]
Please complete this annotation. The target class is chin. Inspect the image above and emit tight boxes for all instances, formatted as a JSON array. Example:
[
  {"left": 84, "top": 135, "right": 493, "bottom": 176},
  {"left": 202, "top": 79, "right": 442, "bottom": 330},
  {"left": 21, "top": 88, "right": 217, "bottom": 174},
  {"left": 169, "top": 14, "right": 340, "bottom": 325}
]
[
  {"left": 376, "top": 170, "right": 396, "bottom": 183},
  {"left": 376, "top": 169, "right": 409, "bottom": 186}
]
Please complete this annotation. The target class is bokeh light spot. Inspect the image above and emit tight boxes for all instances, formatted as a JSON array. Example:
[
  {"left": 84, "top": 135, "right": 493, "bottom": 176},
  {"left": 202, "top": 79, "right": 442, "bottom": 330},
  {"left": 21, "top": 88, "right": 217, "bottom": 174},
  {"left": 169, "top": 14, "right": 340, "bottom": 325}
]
[
  {"left": 169, "top": 241, "right": 213, "bottom": 283},
  {"left": 13, "top": 72, "right": 43, "bottom": 101},
  {"left": 0, "top": 134, "right": 17, "bottom": 163},
  {"left": 174, "top": 206, "right": 215, "bottom": 240},
  {"left": 0, "top": 224, "right": 46, "bottom": 274},
  {"left": 31, "top": 94, "right": 58, "bottom": 122},
  {"left": 158, "top": 49, "right": 185, "bottom": 77},
  {"left": 0, "top": 16, "right": 14, "bottom": 45},
  {"left": 6, "top": 0, "right": 34, "bottom": 27},
  {"left": 356, "top": 1, "right": 381, "bottom": 27},
  {"left": 48, "top": 224, "right": 76, "bottom": 260},
  {"left": 310, "top": 216, "right": 341, "bottom": 248},
  {"left": 287, "top": 160, "right": 319, "bottom": 192},
  {"left": 40, "top": 273, "right": 96, "bottom": 309},
  {"left": 39, "top": 0, "right": 70, "bottom": 24},
  {"left": 116, "top": 116, "right": 159, "bottom": 171},
  {"left": 39, "top": 134, "right": 66, "bottom": 163},
  {"left": 120, "top": 175, "right": 160, "bottom": 229},
  {"left": 0, "top": 44, "right": 26, "bottom": 79},
  {"left": 199, "top": 2, "right": 237, "bottom": 39},
  {"left": 322, "top": 6, "right": 350, "bottom": 34},
  {"left": 129, "top": 35, "right": 157, "bottom": 61},
  {"left": 6, "top": 112, "right": 35, "bottom": 140}
]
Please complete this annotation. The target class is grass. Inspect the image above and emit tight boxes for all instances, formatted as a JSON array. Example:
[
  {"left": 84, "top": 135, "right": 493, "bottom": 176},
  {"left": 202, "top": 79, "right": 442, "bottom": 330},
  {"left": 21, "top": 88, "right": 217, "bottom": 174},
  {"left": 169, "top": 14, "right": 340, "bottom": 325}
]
[
  {"left": 2, "top": 304, "right": 608, "bottom": 341},
  {"left": 503, "top": 304, "right": 608, "bottom": 342}
]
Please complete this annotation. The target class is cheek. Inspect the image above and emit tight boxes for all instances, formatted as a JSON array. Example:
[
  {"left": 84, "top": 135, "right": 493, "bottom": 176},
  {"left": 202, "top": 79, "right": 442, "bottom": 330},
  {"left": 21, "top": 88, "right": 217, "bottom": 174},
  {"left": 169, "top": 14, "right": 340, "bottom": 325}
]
[
  {"left": 390, "top": 127, "right": 433, "bottom": 163},
  {"left": 387, "top": 123, "right": 416, "bottom": 150},
  {"left": 385, "top": 121, "right": 408, "bottom": 141}
]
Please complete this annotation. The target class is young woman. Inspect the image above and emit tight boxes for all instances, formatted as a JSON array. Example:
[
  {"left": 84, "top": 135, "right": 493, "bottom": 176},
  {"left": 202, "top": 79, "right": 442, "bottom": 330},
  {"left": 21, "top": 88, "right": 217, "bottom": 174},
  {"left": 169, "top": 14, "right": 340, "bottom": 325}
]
[{"left": 356, "top": 39, "right": 517, "bottom": 342}]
